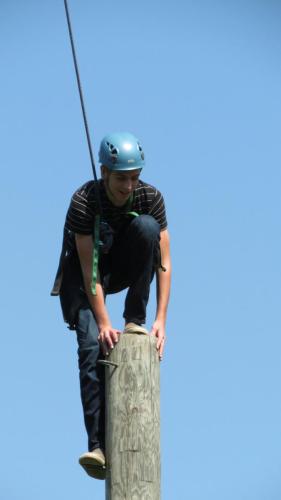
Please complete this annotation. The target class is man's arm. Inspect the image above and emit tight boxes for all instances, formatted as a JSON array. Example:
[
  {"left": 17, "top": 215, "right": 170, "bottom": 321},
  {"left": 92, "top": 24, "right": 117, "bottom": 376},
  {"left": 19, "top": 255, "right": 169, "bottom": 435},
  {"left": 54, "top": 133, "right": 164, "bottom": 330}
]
[
  {"left": 75, "top": 233, "right": 120, "bottom": 355},
  {"left": 150, "top": 229, "right": 171, "bottom": 359}
]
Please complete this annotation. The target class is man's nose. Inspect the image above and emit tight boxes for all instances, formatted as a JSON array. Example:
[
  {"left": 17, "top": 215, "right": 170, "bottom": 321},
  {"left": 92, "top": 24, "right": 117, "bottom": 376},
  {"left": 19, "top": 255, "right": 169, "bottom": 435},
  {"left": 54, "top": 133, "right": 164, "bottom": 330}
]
[{"left": 124, "top": 179, "right": 133, "bottom": 191}]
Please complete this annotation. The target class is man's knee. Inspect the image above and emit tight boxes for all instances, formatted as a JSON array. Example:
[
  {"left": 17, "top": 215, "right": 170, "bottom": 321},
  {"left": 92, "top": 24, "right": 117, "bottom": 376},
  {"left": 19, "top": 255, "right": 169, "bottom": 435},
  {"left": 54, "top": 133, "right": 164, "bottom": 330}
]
[{"left": 129, "top": 215, "right": 160, "bottom": 241}]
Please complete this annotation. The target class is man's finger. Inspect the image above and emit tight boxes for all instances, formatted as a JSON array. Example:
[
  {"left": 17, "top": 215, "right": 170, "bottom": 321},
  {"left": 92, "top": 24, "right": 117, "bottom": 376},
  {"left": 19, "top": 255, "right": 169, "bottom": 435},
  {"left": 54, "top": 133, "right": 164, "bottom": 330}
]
[
  {"left": 104, "top": 331, "right": 114, "bottom": 349},
  {"left": 100, "top": 341, "right": 109, "bottom": 356},
  {"left": 110, "top": 330, "right": 119, "bottom": 344},
  {"left": 98, "top": 333, "right": 109, "bottom": 355},
  {"left": 156, "top": 336, "right": 162, "bottom": 350},
  {"left": 156, "top": 332, "right": 165, "bottom": 350},
  {"left": 159, "top": 337, "right": 165, "bottom": 357}
]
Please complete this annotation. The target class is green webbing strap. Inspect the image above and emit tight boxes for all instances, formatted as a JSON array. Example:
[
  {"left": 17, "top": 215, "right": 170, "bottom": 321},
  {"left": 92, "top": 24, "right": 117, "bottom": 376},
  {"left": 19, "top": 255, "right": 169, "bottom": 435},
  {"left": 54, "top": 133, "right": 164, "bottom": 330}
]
[
  {"left": 91, "top": 215, "right": 100, "bottom": 295},
  {"left": 125, "top": 194, "right": 139, "bottom": 218}
]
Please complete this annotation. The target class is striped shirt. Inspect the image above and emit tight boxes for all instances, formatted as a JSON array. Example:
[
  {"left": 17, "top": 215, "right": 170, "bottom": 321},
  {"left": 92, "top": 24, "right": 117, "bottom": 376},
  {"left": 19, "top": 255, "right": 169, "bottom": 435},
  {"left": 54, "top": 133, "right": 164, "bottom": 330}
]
[{"left": 65, "top": 179, "right": 167, "bottom": 234}]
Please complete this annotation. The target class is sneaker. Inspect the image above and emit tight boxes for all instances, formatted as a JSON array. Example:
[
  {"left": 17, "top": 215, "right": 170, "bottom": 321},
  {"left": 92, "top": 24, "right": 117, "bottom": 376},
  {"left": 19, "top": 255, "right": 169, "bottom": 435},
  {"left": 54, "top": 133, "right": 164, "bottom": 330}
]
[
  {"left": 79, "top": 448, "right": 106, "bottom": 480},
  {"left": 124, "top": 322, "right": 149, "bottom": 335}
]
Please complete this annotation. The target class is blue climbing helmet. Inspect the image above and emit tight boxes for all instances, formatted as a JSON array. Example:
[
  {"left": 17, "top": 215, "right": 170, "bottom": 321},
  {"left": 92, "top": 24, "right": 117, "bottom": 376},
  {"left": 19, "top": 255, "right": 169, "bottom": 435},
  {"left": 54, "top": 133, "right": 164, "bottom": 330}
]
[{"left": 99, "top": 132, "right": 145, "bottom": 171}]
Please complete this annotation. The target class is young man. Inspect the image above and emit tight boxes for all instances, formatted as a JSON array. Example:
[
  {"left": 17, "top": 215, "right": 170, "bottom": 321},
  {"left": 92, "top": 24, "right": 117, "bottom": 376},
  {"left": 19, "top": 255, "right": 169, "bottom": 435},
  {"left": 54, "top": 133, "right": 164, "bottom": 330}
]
[{"left": 52, "top": 132, "right": 171, "bottom": 479}]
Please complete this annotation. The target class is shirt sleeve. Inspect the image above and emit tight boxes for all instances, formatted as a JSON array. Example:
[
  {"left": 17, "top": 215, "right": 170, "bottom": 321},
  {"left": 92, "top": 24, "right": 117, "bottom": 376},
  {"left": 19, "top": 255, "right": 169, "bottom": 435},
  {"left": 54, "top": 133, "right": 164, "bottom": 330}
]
[
  {"left": 65, "top": 183, "right": 96, "bottom": 235},
  {"left": 149, "top": 189, "right": 168, "bottom": 231}
]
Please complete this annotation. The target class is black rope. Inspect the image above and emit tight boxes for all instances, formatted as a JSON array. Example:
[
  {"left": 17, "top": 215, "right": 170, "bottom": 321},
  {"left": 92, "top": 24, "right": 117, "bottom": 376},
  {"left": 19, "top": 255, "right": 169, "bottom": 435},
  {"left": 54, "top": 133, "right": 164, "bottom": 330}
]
[{"left": 63, "top": 0, "right": 102, "bottom": 213}]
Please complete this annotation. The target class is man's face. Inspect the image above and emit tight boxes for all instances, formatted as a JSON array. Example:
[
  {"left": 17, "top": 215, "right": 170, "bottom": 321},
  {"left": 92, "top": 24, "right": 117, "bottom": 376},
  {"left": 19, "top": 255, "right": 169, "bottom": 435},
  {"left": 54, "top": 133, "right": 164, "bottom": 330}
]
[{"left": 102, "top": 167, "right": 141, "bottom": 206}]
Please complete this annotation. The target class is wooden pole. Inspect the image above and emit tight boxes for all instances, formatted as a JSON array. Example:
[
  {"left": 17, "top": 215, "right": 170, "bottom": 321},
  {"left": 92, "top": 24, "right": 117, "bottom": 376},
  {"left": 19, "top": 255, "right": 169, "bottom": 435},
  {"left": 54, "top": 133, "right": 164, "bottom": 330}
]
[{"left": 103, "top": 332, "right": 161, "bottom": 500}]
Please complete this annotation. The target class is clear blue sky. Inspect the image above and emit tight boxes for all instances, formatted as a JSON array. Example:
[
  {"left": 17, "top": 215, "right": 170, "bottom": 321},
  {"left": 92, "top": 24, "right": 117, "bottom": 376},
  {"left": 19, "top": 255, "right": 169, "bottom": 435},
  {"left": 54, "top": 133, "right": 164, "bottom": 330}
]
[{"left": 1, "top": 1, "right": 281, "bottom": 499}]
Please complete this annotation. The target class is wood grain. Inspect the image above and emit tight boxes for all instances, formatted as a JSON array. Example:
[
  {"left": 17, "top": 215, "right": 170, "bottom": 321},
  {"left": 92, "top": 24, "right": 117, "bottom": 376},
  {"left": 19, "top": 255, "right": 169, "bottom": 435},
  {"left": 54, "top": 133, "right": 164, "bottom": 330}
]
[{"left": 105, "top": 332, "right": 161, "bottom": 500}]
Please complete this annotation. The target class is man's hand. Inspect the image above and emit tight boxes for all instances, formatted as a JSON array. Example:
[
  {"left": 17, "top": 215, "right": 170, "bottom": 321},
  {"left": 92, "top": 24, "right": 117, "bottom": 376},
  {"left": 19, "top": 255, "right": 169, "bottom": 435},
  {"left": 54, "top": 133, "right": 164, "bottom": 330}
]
[
  {"left": 75, "top": 234, "right": 121, "bottom": 356},
  {"left": 98, "top": 324, "right": 121, "bottom": 356},
  {"left": 152, "top": 229, "right": 170, "bottom": 361},
  {"left": 150, "top": 320, "right": 166, "bottom": 360}
]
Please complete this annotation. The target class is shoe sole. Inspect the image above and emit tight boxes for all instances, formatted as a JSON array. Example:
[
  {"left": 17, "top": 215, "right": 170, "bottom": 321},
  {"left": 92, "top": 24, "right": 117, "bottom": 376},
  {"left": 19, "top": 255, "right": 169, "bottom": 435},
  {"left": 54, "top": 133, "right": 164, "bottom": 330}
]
[
  {"left": 124, "top": 326, "right": 149, "bottom": 335},
  {"left": 79, "top": 457, "right": 106, "bottom": 480}
]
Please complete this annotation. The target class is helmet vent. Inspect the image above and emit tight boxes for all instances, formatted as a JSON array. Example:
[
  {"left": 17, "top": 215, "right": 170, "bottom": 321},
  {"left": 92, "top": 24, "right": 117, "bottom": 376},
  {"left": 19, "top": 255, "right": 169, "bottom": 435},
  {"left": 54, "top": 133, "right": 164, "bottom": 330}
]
[
  {"left": 137, "top": 142, "right": 145, "bottom": 160},
  {"left": 106, "top": 142, "right": 118, "bottom": 157}
]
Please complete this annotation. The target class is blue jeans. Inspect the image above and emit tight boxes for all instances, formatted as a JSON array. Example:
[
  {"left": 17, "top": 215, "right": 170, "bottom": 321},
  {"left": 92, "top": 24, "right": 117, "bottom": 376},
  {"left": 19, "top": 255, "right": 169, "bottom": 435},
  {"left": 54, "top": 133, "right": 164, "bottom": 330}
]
[
  {"left": 76, "top": 308, "right": 105, "bottom": 452},
  {"left": 75, "top": 215, "right": 160, "bottom": 451}
]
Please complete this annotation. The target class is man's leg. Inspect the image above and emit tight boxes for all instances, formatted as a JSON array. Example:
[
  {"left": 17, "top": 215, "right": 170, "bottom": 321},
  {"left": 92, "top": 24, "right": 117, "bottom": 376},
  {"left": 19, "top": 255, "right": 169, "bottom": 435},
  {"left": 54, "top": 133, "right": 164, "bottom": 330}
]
[
  {"left": 123, "top": 215, "right": 160, "bottom": 324},
  {"left": 75, "top": 307, "right": 105, "bottom": 452},
  {"left": 105, "top": 215, "right": 160, "bottom": 325}
]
